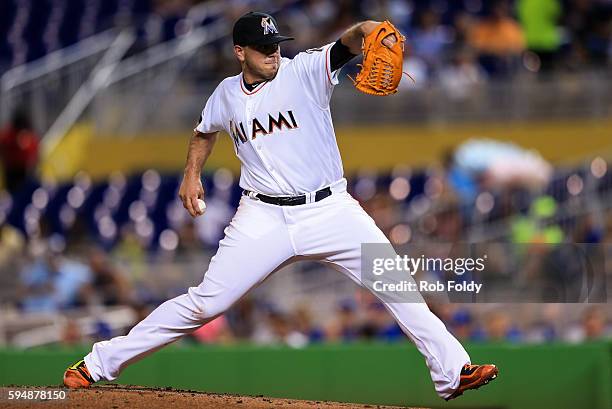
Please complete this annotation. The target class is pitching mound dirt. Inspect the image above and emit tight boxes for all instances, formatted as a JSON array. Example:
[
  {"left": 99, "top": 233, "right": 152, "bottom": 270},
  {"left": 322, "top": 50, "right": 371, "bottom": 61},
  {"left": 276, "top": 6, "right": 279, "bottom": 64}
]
[{"left": 1, "top": 386, "right": 426, "bottom": 408}]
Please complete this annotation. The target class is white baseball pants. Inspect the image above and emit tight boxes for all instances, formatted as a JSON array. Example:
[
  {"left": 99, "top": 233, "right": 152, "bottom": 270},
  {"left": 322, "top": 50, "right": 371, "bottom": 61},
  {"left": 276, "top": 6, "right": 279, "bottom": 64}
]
[{"left": 84, "top": 179, "right": 470, "bottom": 398}]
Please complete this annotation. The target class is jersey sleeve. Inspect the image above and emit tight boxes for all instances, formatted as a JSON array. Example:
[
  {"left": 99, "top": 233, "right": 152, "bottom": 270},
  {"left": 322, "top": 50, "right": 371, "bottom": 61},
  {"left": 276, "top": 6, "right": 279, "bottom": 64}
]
[
  {"left": 329, "top": 39, "right": 358, "bottom": 72},
  {"left": 291, "top": 42, "right": 340, "bottom": 108},
  {"left": 194, "top": 82, "right": 226, "bottom": 134}
]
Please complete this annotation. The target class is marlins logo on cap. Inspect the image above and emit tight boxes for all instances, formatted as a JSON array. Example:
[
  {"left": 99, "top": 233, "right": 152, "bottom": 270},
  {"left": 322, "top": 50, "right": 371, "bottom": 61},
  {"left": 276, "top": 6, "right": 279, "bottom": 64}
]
[
  {"left": 261, "top": 17, "right": 278, "bottom": 35},
  {"left": 233, "top": 11, "right": 294, "bottom": 46}
]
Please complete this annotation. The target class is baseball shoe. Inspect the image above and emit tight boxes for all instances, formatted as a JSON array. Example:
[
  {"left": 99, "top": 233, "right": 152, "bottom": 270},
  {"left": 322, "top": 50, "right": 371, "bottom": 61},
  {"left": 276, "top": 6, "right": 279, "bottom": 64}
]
[
  {"left": 445, "top": 363, "right": 498, "bottom": 401},
  {"left": 63, "top": 359, "right": 94, "bottom": 388}
]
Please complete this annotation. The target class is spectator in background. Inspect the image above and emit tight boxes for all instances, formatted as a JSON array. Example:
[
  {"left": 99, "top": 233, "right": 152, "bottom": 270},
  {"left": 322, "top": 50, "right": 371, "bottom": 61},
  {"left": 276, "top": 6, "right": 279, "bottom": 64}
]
[
  {"left": 325, "top": 299, "right": 360, "bottom": 342},
  {"left": 566, "top": 306, "right": 611, "bottom": 342},
  {"left": 78, "top": 247, "right": 131, "bottom": 307},
  {"left": 438, "top": 46, "right": 486, "bottom": 100},
  {"left": 573, "top": 214, "right": 603, "bottom": 243},
  {"left": 60, "top": 319, "right": 83, "bottom": 346},
  {"left": 468, "top": 0, "right": 526, "bottom": 77},
  {"left": 563, "top": 0, "right": 612, "bottom": 68},
  {"left": 18, "top": 250, "right": 91, "bottom": 312},
  {"left": 0, "top": 224, "right": 25, "bottom": 305},
  {"left": 581, "top": 306, "right": 609, "bottom": 340},
  {"left": 450, "top": 11, "right": 476, "bottom": 50},
  {"left": 562, "top": 0, "right": 595, "bottom": 68},
  {"left": 252, "top": 308, "right": 309, "bottom": 348},
  {"left": 452, "top": 138, "right": 552, "bottom": 191},
  {"left": 603, "top": 210, "right": 612, "bottom": 282},
  {"left": 399, "top": 43, "right": 429, "bottom": 90},
  {"left": 359, "top": 301, "right": 404, "bottom": 342},
  {"left": 517, "top": 0, "right": 563, "bottom": 73},
  {"left": 432, "top": 200, "right": 464, "bottom": 242},
  {"left": 511, "top": 195, "right": 563, "bottom": 244},
  {"left": 371, "top": 0, "right": 413, "bottom": 32},
  {"left": 0, "top": 109, "right": 39, "bottom": 194},
  {"left": 583, "top": 5, "right": 611, "bottom": 67},
  {"left": 293, "top": 305, "right": 325, "bottom": 343},
  {"left": 410, "top": 7, "right": 452, "bottom": 73},
  {"left": 225, "top": 297, "right": 256, "bottom": 340},
  {"left": 441, "top": 147, "right": 479, "bottom": 208},
  {"left": 361, "top": 191, "right": 397, "bottom": 236},
  {"left": 531, "top": 304, "right": 563, "bottom": 342},
  {"left": 113, "top": 224, "right": 148, "bottom": 286},
  {"left": 288, "top": 0, "right": 338, "bottom": 52},
  {"left": 92, "top": 320, "right": 113, "bottom": 342},
  {"left": 483, "top": 310, "right": 522, "bottom": 343},
  {"left": 448, "top": 308, "right": 477, "bottom": 342},
  {"left": 175, "top": 219, "right": 203, "bottom": 253},
  {"left": 323, "top": 0, "right": 361, "bottom": 41}
]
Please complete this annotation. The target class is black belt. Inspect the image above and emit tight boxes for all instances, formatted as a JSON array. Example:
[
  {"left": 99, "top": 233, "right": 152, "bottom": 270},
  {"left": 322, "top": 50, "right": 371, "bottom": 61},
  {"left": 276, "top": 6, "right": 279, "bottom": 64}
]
[{"left": 243, "top": 187, "right": 332, "bottom": 206}]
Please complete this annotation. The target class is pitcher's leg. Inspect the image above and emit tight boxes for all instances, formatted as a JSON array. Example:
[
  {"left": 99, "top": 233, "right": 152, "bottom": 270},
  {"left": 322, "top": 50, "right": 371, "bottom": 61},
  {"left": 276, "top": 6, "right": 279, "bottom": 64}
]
[
  {"left": 84, "top": 198, "right": 295, "bottom": 381},
  {"left": 297, "top": 192, "right": 469, "bottom": 398},
  {"left": 327, "top": 262, "right": 469, "bottom": 398},
  {"left": 85, "top": 291, "right": 211, "bottom": 382}
]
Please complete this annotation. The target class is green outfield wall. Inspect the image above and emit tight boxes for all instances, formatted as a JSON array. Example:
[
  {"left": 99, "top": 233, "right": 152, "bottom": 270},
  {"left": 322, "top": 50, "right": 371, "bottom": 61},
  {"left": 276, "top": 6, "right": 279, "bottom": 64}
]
[{"left": 1, "top": 342, "right": 610, "bottom": 409}]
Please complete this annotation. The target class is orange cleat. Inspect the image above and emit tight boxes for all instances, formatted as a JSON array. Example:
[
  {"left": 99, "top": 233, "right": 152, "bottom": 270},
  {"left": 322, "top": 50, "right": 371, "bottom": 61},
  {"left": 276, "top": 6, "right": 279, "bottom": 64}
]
[
  {"left": 446, "top": 364, "right": 498, "bottom": 401},
  {"left": 63, "top": 359, "right": 94, "bottom": 388}
]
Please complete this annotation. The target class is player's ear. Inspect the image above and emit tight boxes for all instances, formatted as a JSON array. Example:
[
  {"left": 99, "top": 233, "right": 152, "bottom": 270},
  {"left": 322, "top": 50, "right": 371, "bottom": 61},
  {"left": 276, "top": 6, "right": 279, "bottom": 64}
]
[{"left": 234, "top": 45, "right": 245, "bottom": 62}]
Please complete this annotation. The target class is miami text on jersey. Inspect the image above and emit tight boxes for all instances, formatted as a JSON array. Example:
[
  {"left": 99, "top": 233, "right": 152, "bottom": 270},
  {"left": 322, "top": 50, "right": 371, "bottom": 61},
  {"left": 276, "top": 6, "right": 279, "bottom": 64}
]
[{"left": 229, "top": 110, "right": 299, "bottom": 148}]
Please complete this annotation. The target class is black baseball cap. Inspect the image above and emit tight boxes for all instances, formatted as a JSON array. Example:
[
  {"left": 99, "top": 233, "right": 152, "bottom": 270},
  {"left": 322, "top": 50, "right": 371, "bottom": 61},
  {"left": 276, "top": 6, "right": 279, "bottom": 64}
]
[{"left": 232, "top": 12, "right": 294, "bottom": 46}]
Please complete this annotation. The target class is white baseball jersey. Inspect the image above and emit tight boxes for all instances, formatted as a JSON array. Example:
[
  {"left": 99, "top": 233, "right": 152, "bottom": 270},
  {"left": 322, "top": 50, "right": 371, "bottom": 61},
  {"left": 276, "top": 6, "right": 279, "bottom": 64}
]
[{"left": 195, "top": 42, "right": 344, "bottom": 196}]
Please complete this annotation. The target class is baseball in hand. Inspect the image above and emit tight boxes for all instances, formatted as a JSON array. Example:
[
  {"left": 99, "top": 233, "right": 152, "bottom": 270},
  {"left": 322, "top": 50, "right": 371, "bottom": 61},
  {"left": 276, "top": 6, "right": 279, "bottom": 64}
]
[
  {"left": 196, "top": 199, "right": 207, "bottom": 215},
  {"left": 382, "top": 34, "right": 397, "bottom": 48}
]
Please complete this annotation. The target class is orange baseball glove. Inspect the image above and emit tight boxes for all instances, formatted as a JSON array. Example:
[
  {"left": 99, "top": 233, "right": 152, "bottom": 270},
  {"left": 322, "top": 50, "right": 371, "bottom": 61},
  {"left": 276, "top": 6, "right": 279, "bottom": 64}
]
[{"left": 352, "top": 20, "right": 409, "bottom": 96}]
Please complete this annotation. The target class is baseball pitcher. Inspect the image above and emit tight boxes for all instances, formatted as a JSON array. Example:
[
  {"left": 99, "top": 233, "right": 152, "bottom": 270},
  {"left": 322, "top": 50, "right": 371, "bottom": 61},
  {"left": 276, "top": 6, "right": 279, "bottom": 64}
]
[{"left": 63, "top": 12, "right": 498, "bottom": 401}]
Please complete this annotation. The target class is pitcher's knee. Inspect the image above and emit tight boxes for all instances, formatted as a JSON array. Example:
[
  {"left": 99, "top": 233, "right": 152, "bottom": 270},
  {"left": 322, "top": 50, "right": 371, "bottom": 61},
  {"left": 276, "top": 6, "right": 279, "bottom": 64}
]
[
  {"left": 201, "top": 299, "right": 232, "bottom": 320},
  {"left": 186, "top": 286, "right": 233, "bottom": 322}
]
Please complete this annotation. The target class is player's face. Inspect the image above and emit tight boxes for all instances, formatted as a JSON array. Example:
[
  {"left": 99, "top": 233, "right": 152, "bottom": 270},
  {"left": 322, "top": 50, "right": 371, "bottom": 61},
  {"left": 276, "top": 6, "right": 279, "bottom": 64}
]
[{"left": 235, "top": 43, "right": 281, "bottom": 81}]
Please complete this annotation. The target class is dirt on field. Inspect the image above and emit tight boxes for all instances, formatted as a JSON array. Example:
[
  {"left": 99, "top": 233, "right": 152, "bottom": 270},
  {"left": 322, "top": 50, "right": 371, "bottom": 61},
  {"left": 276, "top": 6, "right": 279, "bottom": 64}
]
[{"left": 0, "top": 386, "right": 427, "bottom": 409}]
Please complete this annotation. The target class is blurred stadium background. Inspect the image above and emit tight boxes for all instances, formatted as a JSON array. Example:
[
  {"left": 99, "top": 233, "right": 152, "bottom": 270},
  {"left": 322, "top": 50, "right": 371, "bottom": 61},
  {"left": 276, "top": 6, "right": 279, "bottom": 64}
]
[{"left": 0, "top": 0, "right": 611, "bottom": 408}]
